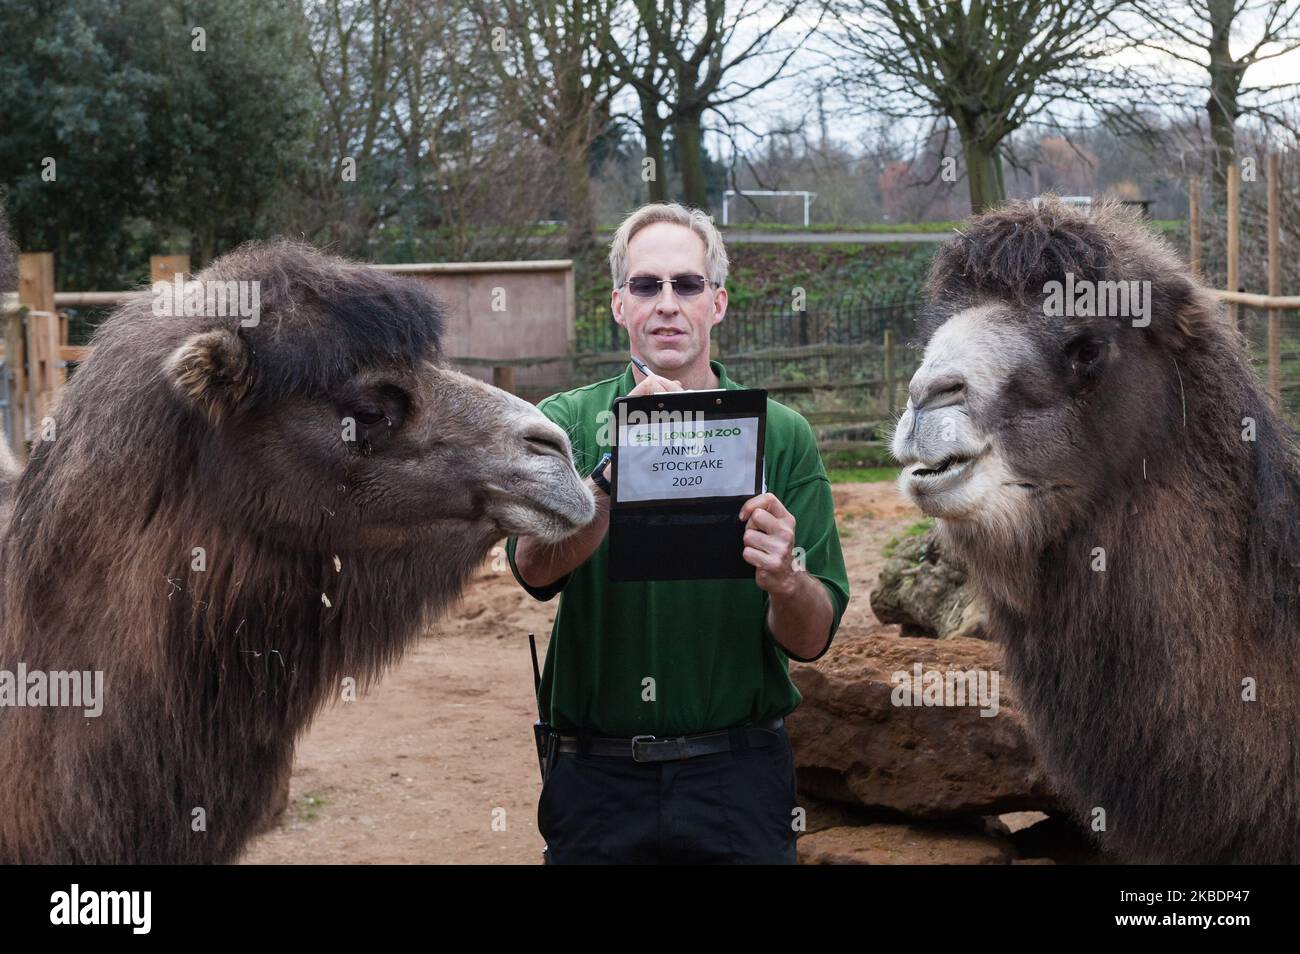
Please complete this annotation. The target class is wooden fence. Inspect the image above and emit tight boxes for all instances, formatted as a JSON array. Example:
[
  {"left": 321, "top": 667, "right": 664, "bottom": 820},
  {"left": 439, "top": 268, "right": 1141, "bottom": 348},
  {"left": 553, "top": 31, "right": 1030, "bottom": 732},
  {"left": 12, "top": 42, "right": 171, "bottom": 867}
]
[
  {"left": 5, "top": 168, "right": 1297, "bottom": 458},
  {"left": 1189, "top": 156, "right": 1300, "bottom": 409}
]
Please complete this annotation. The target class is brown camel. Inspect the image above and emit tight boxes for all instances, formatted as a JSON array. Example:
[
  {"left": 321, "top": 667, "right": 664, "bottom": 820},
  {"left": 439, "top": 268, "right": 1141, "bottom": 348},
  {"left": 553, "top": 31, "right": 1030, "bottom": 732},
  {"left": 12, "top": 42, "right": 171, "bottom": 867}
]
[
  {"left": 892, "top": 198, "right": 1300, "bottom": 864},
  {"left": 0, "top": 240, "right": 594, "bottom": 863}
]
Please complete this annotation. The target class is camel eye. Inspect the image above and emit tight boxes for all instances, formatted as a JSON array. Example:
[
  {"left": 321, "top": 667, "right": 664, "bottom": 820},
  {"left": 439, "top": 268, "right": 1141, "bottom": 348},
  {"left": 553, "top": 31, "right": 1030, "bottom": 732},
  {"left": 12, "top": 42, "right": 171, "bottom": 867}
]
[
  {"left": 355, "top": 385, "right": 408, "bottom": 428},
  {"left": 1065, "top": 335, "right": 1105, "bottom": 372},
  {"left": 354, "top": 405, "right": 387, "bottom": 427},
  {"left": 341, "top": 384, "right": 409, "bottom": 454}
]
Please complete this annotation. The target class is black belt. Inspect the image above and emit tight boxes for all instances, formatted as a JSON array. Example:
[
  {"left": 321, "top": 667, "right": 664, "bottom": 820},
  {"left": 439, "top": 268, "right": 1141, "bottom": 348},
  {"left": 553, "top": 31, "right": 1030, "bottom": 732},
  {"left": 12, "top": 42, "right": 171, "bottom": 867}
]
[{"left": 554, "top": 717, "right": 784, "bottom": 763}]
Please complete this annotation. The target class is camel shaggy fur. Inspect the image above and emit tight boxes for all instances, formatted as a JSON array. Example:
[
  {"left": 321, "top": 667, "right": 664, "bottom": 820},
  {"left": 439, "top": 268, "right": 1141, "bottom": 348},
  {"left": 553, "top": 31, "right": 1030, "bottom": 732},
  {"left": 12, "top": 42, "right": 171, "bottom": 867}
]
[
  {"left": 0, "top": 240, "right": 593, "bottom": 863},
  {"left": 893, "top": 198, "right": 1300, "bottom": 863}
]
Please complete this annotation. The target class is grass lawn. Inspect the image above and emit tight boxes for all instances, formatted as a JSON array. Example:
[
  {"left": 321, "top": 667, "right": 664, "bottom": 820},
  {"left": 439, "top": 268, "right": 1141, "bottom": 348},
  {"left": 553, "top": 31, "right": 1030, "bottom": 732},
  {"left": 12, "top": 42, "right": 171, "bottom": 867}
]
[{"left": 825, "top": 466, "right": 901, "bottom": 483}]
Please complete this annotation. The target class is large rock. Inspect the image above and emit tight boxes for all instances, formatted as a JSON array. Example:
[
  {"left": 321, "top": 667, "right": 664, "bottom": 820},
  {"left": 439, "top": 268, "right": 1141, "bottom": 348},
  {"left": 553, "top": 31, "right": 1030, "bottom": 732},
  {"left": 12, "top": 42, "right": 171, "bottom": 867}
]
[
  {"left": 798, "top": 823, "right": 1017, "bottom": 865},
  {"left": 870, "top": 528, "right": 985, "bottom": 638},
  {"left": 794, "top": 803, "right": 1104, "bottom": 864},
  {"left": 788, "top": 632, "right": 1062, "bottom": 819}
]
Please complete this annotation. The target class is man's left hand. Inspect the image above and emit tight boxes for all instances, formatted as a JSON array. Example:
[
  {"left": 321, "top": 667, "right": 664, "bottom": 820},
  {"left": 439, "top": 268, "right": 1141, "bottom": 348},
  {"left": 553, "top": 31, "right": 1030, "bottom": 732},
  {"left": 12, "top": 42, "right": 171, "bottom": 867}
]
[{"left": 739, "top": 493, "right": 799, "bottom": 596}]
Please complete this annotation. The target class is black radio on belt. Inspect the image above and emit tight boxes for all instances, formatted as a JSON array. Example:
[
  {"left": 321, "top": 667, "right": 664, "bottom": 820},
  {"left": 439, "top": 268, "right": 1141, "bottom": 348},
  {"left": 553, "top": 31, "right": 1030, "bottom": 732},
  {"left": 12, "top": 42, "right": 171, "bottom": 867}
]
[{"left": 528, "top": 633, "right": 557, "bottom": 782}]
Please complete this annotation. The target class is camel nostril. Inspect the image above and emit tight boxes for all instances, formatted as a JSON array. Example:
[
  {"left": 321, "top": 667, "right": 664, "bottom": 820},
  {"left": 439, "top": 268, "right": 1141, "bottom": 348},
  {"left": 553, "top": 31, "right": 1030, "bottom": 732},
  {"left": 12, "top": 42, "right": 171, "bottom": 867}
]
[
  {"left": 521, "top": 426, "right": 569, "bottom": 462},
  {"left": 911, "top": 374, "right": 967, "bottom": 412}
]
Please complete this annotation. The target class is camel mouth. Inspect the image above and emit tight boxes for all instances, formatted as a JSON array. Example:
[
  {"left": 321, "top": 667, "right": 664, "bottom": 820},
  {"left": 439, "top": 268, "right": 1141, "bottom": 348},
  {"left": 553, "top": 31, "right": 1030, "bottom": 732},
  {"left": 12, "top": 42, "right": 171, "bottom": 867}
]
[
  {"left": 900, "top": 445, "right": 991, "bottom": 509},
  {"left": 482, "top": 479, "right": 595, "bottom": 543},
  {"left": 910, "top": 454, "right": 973, "bottom": 479},
  {"left": 906, "top": 451, "right": 980, "bottom": 490}
]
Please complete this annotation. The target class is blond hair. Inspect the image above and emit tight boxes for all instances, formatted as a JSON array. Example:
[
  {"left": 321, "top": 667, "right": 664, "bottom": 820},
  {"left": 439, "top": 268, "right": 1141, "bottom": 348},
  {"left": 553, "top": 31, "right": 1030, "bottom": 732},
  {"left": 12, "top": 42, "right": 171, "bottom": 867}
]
[{"left": 608, "top": 202, "right": 728, "bottom": 290}]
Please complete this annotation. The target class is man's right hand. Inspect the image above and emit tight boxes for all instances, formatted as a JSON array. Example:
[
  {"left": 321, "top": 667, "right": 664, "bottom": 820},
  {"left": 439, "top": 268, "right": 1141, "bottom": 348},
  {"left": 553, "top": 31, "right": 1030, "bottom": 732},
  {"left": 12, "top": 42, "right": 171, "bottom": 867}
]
[{"left": 626, "top": 372, "right": 685, "bottom": 397}]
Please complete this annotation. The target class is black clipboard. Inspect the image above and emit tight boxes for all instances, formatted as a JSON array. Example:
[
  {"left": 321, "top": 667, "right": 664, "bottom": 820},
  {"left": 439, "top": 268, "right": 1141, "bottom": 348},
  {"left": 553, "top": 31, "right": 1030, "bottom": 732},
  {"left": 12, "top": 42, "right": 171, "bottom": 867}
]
[{"left": 608, "top": 388, "right": 767, "bottom": 582}]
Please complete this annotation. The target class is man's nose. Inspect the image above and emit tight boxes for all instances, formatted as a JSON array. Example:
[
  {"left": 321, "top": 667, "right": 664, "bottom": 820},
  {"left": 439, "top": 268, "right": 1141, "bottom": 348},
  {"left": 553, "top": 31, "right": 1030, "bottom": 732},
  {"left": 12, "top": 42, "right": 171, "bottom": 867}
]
[
  {"left": 655, "top": 289, "right": 686, "bottom": 315},
  {"left": 655, "top": 285, "right": 681, "bottom": 312}
]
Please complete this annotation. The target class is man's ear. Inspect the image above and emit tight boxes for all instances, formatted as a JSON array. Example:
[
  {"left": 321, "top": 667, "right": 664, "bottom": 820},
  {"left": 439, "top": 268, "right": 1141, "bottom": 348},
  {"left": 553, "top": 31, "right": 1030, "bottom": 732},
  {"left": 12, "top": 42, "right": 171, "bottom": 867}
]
[
  {"left": 164, "top": 328, "right": 253, "bottom": 424},
  {"left": 611, "top": 288, "right": 626, "bottom": 328}
]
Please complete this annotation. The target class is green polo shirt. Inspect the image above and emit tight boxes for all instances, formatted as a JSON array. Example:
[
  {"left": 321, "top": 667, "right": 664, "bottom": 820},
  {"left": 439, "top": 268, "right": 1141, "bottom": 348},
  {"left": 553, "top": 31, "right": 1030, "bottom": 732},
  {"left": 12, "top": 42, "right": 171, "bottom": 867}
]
[{"left": 506, "top": 360, "right": 849, "bottom": 737}]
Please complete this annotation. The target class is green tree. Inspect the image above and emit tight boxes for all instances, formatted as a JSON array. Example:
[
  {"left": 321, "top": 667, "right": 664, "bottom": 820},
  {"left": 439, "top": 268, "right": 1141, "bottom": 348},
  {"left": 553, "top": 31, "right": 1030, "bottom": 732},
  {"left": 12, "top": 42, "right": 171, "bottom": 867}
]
[{"left": 0, "top": 0, "right": 315, "bottom": 286}]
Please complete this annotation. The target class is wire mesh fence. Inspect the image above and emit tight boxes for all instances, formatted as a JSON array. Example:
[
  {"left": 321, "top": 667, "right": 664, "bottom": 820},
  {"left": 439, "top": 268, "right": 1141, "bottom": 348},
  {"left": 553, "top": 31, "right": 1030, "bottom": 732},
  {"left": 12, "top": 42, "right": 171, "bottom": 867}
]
[
  {"left": 1238, "top": 305, "right": 1300, "bottom": 425},
  {"left": 577, "top": 285, "right": 923, "bottom": 355},
  {"left": 574, "top": 286, "right": 926, "bottom": 438}
]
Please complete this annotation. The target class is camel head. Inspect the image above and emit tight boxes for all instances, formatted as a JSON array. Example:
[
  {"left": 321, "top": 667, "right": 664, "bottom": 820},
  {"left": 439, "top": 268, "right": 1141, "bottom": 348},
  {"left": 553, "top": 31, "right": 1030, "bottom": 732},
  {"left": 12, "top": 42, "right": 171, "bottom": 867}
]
[
  {"left": 150, "top": 242, "right": 594, "bottom": 551},
  {"left": 892, "top": 198, "right": 1221, "bottom": 552}
]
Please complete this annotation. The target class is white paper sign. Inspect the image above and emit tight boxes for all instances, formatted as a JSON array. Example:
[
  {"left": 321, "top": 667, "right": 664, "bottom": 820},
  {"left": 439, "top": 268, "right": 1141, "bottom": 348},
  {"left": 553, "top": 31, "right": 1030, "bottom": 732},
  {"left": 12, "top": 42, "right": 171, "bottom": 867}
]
[{"left": 616, "top": 416, "right": 760, "bottom": 502}]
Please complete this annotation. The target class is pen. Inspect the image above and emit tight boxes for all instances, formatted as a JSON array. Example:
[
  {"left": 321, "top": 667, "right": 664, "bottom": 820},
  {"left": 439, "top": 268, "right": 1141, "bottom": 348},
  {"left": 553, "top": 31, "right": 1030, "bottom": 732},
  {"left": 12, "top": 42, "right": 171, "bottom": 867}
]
[{"left": 630, "top": 354, "right": 652, "bottom": 378}]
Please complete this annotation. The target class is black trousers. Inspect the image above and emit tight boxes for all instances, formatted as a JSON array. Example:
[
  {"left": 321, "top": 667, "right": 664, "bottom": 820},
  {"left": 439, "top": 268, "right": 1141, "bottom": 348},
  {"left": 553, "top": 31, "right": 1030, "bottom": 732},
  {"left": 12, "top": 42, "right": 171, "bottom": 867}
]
[{"left": 538, "top": 723, "right": 799, "bottom": 864}]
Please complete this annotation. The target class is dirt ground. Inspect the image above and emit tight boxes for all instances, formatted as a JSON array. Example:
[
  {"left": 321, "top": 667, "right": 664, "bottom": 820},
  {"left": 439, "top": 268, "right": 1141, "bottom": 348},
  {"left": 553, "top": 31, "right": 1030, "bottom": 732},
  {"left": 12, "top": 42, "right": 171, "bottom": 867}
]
[{"left": 240, "top": 481, "right": 922, "bottom": 865}]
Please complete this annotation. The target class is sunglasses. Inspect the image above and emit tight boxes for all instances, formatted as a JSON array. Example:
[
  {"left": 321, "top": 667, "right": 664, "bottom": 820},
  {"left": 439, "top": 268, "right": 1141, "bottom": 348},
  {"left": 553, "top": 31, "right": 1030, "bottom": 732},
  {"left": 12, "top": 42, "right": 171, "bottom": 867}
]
[{"left": 621, "top": 274, "right": 714, "bottom": 298}]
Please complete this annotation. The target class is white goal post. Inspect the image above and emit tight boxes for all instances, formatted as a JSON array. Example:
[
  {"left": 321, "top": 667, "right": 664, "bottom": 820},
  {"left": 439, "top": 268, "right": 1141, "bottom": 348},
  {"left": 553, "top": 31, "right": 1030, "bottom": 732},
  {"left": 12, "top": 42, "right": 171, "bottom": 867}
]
[{"left": 722, "top": 190, "right": 818, "bottom": 227}]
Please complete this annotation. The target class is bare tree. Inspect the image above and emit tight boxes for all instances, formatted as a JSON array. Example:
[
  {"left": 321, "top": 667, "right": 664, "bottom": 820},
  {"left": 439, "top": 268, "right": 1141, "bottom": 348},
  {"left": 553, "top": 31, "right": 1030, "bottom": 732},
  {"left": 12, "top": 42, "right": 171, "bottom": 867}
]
[
  {"left": 471, "top": 0, "right": 622, "bottom": 253},
  {"left": 1127, "top": 0, "right": 1300, "bottom": 192},
  {"left": 293, "top": 0, "right": 560, "bottom": 260},
  {"left": 636, "top": 0, "right": 822, "bottom": 209},
  {"left": 827, "top": 0, "right": 1129, "bottom": 213},
  {"left": 603, "top": 1, "right": 675, "bottom": 202},
  {"left": 388, "top": 1, "right": 561, "bottom": 261},
  {"left": 300, "top": 0, "right": 405, "bottom": 249}
]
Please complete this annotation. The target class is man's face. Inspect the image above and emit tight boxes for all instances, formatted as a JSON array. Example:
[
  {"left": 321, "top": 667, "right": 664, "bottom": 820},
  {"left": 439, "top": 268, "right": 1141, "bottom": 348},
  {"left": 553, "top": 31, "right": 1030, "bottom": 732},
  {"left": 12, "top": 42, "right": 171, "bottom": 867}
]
[{"left": 612, "top": 222, "right": 726, "bottom": 374}]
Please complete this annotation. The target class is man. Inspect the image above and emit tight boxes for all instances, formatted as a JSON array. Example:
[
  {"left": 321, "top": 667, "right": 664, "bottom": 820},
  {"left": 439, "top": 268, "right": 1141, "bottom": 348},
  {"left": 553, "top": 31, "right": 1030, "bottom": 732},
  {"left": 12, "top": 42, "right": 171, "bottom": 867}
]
[{"left": 507, "top": 202, "right": 849, "bottom": 864}]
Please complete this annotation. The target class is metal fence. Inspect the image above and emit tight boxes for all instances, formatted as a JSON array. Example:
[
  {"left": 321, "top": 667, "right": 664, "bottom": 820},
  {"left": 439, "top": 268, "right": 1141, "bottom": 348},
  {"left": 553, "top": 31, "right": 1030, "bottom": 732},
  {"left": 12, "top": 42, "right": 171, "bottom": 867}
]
[
  {"left": 1239, "top": 305, "right": 1300, "bottom": 425},
  {"left": 718, "top": 286, "right": 923, "bottom": 354},
  {"left": 576, "top": 285, "right": 922, "bottom": 356},
  {"left": 573, "top": 286, "right": 925, "bottom": 446}
]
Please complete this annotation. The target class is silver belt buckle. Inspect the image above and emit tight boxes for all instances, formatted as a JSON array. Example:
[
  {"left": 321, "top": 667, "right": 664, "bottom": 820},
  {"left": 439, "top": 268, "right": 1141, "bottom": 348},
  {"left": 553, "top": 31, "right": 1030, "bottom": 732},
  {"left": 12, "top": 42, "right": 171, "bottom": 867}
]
[{"left": 630, "top": 734, "right": 656, "bottom": 762}]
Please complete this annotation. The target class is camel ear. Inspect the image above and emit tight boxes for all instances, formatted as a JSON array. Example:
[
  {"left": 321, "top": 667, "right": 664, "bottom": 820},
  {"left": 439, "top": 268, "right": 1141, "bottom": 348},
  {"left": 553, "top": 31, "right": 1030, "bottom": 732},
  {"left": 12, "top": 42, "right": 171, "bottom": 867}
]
[
  {"left": 1150, "top": 274, "right": 1219, "bottom": 349},
  {"left": 165, "top": 329, "right": 252, "bottom": 424}
]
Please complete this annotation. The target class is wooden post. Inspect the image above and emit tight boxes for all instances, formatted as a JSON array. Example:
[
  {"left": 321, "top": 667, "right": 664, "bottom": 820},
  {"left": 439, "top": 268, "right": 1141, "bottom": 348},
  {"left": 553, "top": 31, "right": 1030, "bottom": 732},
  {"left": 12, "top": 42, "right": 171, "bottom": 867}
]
[
  {"left": 1188, "top": 175, "right": 1201, "bottom": 278},
  {"left": 1227, "top": 164, "right": 1240, "bottom": 327},
  {"left": 883, "top": 329, "right": 895, "bottom": 415},
  {"left": 4, "top": 301, "right": 26, "bottom": 459},
  {"left": 1268, "top": 154, "right": 1281, "bottom": 407},
  {"left": 150, "top": 254, "right": 189, "bottom": 285},
  {"left": 19, "top": 253, "right": 57, "bottom": 439},
  {"left": 493, "top": 365, "right": 516, "bottom": 395}
]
